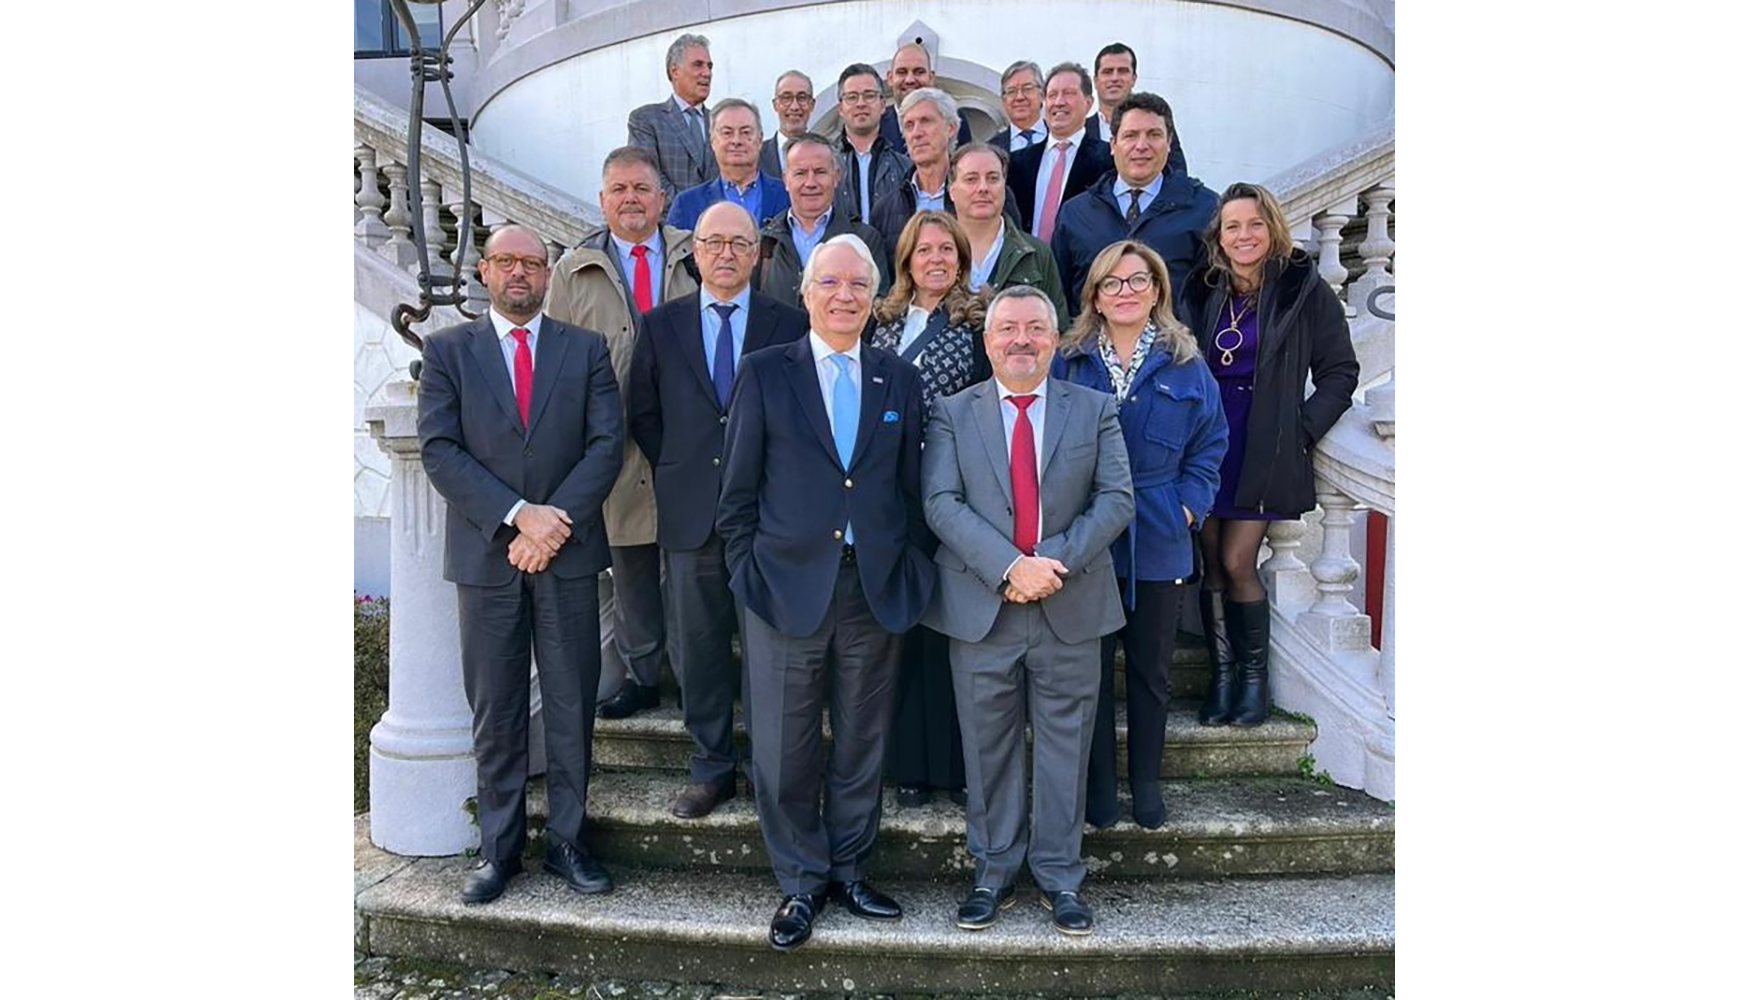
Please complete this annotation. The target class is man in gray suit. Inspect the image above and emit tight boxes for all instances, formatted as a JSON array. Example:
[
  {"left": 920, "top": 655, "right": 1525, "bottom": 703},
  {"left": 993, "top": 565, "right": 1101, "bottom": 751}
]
[
  {"left": 920, "top": 285, "right": 1133, "bottom": 937},
  {"left": 627, "top": 33, "right": 719, "bottom": 204}
]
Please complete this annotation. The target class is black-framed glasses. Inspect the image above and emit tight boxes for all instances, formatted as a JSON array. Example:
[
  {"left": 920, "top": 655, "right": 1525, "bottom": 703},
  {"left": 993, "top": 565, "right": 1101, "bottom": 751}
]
[{"left": 1097, "top": 272, "right": 1155, "bottom": 295}]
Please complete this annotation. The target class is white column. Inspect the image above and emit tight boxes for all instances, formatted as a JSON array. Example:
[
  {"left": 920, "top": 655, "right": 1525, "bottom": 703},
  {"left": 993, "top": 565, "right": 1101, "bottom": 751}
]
[
  {"left": 1296, "top": 489, "right": 1372, "bottom": 652},
  {"left": 365, "top": 382, "right": 479, "bottom": 856}
]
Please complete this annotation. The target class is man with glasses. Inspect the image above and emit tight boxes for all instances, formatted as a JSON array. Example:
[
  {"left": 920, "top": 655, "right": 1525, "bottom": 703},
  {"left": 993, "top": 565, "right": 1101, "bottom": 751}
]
[
  {"left": 876, "top": 42, "right": 974, "bottom": 151},
  {"left": 668, "top": 98, "right": 791, "bottom": 232},
  {"left": 627, "top": 203, "right": 809, "bottom": 820},
  {"left": 754, "top": 132, "right": 890, "bottom": 307},
  {"left": 548, "top": 147, "right": 700, "bottom": 721},
  {"left": 989, "top": 61, "right": 1048, "bottom": 153},
  {"left": 417, "top": 224, "right": 625, "bottom": 905},
  {"left": 1006, "top": 63, "right": 1113, "bottom": 241},
  {"left": 760, "top": 70, "right": 816, "bottom": 178},
  {"left": 833, "top": 63, "right": 911, "bottom": 225},
  {"left": 717, "top": 235, "right": 934, "bottom": 952}
]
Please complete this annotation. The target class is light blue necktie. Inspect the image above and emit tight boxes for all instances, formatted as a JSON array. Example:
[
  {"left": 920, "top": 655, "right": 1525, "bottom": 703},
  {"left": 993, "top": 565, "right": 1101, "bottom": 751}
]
[{"left": 827, "top": 353, "right": 859, "bottom": 544}]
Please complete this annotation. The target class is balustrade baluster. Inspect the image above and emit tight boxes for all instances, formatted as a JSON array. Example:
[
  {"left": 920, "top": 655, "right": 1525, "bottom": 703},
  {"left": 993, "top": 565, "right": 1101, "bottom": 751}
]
[
  {"left": 420, "top": 178, "right": 453, "bottom": 281},
  {"left": 444, "top": 184, "right": 485, "bottom": 307},
  {"left": 1261, "top": 518, "right": 1316, "bottom": 610},
  {"left": 1297, "top": 490, "right": 1372, "bottom": 652},
  {"left": 355, "top": 146, "right": 389, "bottom": 248},
  {"left": 380, "top": 162, "right": 417, "bottom": 267},
  {"left": 1312, "top": 201, "right": 1356, "bottom": 317},
  {"left": 1350, "top": 183, "right": 1395, "bottom": 311}
]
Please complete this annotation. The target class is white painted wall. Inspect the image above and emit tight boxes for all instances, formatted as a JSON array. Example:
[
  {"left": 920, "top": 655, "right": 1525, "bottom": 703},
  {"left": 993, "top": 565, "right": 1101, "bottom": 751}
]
[{"left": 470, "top": 0, "right": 1394, "bottom": 202}]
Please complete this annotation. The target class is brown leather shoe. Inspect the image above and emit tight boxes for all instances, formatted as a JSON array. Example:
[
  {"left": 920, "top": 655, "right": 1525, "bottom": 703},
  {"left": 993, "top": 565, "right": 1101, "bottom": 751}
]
[{"left": 671, "top": 780, "right": 736, "bottom": 819}]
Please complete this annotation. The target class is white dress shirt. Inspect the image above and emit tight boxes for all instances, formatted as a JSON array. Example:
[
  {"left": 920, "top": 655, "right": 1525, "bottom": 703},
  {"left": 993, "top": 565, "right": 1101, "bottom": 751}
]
[
  {"left": 488, "top": 308, "right": 545, "bottom": 525},
  {"left": 1031, "top": 130, "right": 1085, "bottom": 238},
  {"left": 1009, "top": 122, "right": 1043, "bottom": 151},
  {"left": 898, "top": 304, "right": 931, "bottom": 361},
  {"left": 997, "top": 378, "right": 1048, "bottom": 578}
]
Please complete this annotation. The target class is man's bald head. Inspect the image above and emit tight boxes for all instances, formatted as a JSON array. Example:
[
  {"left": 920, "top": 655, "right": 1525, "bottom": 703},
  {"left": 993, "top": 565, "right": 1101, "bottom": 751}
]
[{"left": 693, "top": 201, "right": 760, "bottom": 299}]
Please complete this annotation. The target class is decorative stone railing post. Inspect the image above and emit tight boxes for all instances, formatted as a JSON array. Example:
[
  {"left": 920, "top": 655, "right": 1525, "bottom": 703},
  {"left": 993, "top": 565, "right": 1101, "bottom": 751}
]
[
  {"left": 1313, "top": 200, "right": 1357, "bottom": 316},
  {"left": 355, "top": 145, "right": 388, "bottom": 249},
  {"left": 1350, "top": 183, "right": 1395, "bottom": 311},
  {"left": 420, "top": 178, "right": 453, "bottom": 282},
  {"left": 380, "top": 162, "right": 418, "bottom": 268},
  {"left": 365, "top": 381, "right": 480, "bottom": 856},
  {"left": 1297, "top": 490, "right": 1372, "bottom": 653},
  {"left": 1261, "top": 519, "right": 1316, "bottom": 611},
  {"left": 444, "top": 183, "right": 486, "bottom": 309}
]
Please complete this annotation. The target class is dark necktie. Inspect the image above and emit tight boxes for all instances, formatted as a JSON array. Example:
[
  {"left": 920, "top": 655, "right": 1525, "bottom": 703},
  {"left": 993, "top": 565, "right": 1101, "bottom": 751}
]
[
  {"left": 709, "top": 303, "right": 738, "bottom": 407},
  {"left": 510, "top": 327, "right": 532, "bottom": 427},
  {"left": 1009, "top": 394, "right": 1039, "bottom": 555},
  {"left": 1126, "top": 188, "right": 1144, "bottom": 225}
]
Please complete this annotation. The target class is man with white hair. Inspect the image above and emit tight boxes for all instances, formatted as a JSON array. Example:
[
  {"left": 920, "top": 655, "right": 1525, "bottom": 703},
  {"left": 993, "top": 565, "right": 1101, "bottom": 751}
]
[
  {"left": 868, "top": 87, "right": 962, "bottom": 260},
  {"left": 877, "top": 41, "right": 974, "bottom": 150},
  {"left": 627, "top": 33, "right": 719, "bottom": 203},
  {"left": 717, "top": 234, "right": 934, "bottom": 952}
]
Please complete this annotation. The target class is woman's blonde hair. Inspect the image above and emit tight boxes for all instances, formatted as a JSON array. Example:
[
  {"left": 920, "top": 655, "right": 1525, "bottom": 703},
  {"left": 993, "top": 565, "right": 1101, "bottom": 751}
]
[
  {"left": 1062, "top": 240, "right": 1198, "bottom": 364},
  {"left": 1201, "top": 181, "right": 1296, "bottom": 293},
  {"left": 874, "top": 210, "right": 987, "bottom": 328}
]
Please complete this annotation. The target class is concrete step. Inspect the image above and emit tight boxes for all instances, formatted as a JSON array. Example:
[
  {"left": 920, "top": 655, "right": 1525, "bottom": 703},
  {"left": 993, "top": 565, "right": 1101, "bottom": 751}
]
[
  {"left": 356, "top": 853, "right": 1393, "bottom": 996},
  {"left": 536, "top": 772, "right": 1392, "bottom": 879},
  {"left": 593, "top": 701, "right": 1313, "bottom": 779}
]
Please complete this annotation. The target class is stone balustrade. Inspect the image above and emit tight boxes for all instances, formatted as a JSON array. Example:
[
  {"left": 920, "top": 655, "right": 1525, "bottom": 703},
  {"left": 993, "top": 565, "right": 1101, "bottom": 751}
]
[{"left": 352, "top": 84, "right": 602, "bottom": 310}]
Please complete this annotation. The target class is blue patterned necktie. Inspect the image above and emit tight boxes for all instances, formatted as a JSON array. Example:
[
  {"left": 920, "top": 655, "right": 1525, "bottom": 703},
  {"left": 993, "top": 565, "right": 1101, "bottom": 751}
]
[
  {"left": 827, "top": 352, "right": 859, "bottom": 544},
  {"left": 709, "top": 303, "right": 737, "bottom": 406}
]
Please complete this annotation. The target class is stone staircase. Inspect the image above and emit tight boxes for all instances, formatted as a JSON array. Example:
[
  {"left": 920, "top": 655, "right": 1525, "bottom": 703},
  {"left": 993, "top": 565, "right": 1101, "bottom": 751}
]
[{"left": 355, "top": 638, "right": 1395, "bottom": 995}]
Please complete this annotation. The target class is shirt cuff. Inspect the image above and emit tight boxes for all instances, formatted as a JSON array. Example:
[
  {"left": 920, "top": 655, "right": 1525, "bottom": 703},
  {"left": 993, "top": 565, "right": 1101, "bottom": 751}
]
[
  {"left": 503, "top": 500, "right": 526, "bottom": 527},
  {"left": 1002, "top": 554, "right": 1025, "bottom": 585}
]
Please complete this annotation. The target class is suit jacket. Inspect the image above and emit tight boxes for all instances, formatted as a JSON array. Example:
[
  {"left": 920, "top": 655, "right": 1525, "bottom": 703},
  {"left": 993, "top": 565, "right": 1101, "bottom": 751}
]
[
  {"left": 666, "top": 173, "right": 792, "bottom": 231},
  {"left": 920, "top": 377, "right": 1133, "bottom": 645},
  {"left": 627, "top": 289, "right": 810, "bottom": 552},
  {"left": 758, "top": 135, "right": 795, "bottom": 178},
  {"left": 716, "top": 337, "right": 935, "bottom": 637},
  {"left": 627, "top": 97, "right": 719, "bottom": 203},
  {"left": 546, "top": 225, "right": 699, "bottom": 546},
  {"left": 417, "top": 314, "right": 622, "bottom": 587},
  {"left": 1006, "top": 133, "right": 1114, "bottom": 234},
  {"left": 879, "top": 104, "right": 974, "bottom": 152}
]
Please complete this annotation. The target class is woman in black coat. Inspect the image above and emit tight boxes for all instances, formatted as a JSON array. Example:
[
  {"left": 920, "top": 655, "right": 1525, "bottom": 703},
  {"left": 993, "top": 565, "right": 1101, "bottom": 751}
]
[
  {"left": 866, "top": 210, "right": 991, "bottom": 806},
  {"left": 1180, "top": 183, "right": 1359, "bottom": 727}
]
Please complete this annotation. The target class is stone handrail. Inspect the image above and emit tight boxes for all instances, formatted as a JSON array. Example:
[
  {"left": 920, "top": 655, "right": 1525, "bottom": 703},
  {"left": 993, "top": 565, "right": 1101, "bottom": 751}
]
[{"left": 354, "top": 82, "right": 602, "bottom": 307}]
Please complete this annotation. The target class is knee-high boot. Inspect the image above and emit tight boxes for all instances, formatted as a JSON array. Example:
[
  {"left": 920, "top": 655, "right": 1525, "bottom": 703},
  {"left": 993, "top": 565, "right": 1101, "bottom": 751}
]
[
  {"left": 1196, "top": 590, "right": 1236, "bottom": 726},
  {"left": 1227, "top": 597, "right": 1272, "bottom": 727}
]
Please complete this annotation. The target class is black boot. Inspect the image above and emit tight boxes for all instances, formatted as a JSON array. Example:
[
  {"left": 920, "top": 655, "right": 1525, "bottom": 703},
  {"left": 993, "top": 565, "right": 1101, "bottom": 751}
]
[
  {"left": 1227, "top": 597, "right": 1272, "bottom": 727},
  {"left": 1196, "top": 590, "right": 1236, "bottom": 726}
]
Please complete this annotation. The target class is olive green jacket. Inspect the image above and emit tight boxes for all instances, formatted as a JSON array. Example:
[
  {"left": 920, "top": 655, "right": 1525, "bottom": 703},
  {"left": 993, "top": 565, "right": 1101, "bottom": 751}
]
[{"left": 985, "top": 221, "right": 1070, "bottom": 332}]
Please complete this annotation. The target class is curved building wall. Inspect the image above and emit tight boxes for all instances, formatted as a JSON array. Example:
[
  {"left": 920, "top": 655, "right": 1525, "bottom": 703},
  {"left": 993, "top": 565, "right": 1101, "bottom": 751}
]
[{"left": 471, "top": 0, "right": 1393, "bottom": 204}]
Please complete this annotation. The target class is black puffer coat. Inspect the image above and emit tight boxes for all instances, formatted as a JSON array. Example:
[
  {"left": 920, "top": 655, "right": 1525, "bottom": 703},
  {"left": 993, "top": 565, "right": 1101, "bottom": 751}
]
[{"left": 1182, "top": 251, "right": 1359, "bottom": 516}]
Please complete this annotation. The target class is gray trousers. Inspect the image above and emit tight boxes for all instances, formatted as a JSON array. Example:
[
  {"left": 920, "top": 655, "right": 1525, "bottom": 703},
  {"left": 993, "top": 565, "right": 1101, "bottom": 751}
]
[
  {"left": 456, "top": 570, "right": 601, "bottom": 864},
  {"left": 607, "top": 543, "right": 666, "bottom": 691},
  {"left": 949, "top": 600, "right": 1100, "bottom": 893},
  {"left": 744, "top": 557, "right": 902, "bottom": 895},
  {"left": 663, "top": 533, "right": 742, "bottom": 786}
]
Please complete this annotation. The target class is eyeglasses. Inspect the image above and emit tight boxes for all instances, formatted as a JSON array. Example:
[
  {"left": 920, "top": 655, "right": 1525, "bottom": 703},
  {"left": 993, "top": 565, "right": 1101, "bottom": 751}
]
[
  {"left": 775, "top": 92, "right": 814, "bottom": 106},
  {"left": 841, "top": 89, "right": 882, "bottom": 105},
  {"left": 1097, "top": 272, "right": 1155, "bottom": 295},
  {"left": 1001, "top": 83, "right": 1041, "bottom": 99},
  {"left": 813, "top": 275, "right": 873, "bottom": 296},
  {"left": 485, "top": 254, "right": 548, "bottom": 273},
  {"left": 695, "top": 235, "right": 757, "bottom": 256}
]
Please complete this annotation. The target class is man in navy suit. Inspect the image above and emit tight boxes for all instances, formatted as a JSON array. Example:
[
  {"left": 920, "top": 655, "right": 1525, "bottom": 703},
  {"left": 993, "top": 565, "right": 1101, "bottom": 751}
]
[
  {"left": 667, "top": 99, "right": 791, "bottom": 231},
  {"left": 626, "top": 203, "right": 809, "bottom": 820},
  {"left": 417, "top": 224, "right": 624, "bottom": 905},
  {"left": 1006, "top": 62, "right": 1114, "bottom": 241},
  {"left": 717, "top": 234, "right": 935, "bottom": 951}
]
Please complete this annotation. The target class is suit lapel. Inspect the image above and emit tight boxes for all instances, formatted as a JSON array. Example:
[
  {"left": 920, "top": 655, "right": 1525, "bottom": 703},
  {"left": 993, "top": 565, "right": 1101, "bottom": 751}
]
[
  {"left": 674, "top": 102, "right": 707, "bottom": 175},
  {"left": 678, "top": 295, "right": 717, "bottom": 406},
  {"left": 846, "top": 350, "right": 888, "bottom": 471},
  {"left": 524, "top": 316, "right": 571, "bottom": 437},
  {"left": 1038, "top": 378, "right": 1072, "bottom": 473},
  {"left": 783, "top": 338, "right": 841, "bottom": 465},
  {"left": 467, "top": 318, "right": 523, "bottom": 431},
  {"left": 970, "top": 380, "right": 1015, "bottom": 508}
]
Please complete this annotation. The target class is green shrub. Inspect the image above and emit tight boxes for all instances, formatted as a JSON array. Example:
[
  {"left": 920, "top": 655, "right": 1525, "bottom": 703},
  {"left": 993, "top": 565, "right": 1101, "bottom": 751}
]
[{"left": 355, "top": 595, "right": 391, "bottom": 813}]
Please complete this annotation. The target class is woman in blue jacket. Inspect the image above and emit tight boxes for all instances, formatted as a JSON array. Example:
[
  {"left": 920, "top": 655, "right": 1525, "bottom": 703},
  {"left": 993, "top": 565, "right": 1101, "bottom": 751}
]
[{"left": 1051, "top": 240, "right": 1228, "bottom": 829}]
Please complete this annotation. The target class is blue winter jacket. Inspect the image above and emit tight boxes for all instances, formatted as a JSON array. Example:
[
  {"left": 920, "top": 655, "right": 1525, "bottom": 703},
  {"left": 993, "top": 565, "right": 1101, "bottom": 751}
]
[
  {"left": 667, "top": 173, "right": 791, "bottom": 232},
  {"left": 1051, "top": 339, "right": 1227, "bottom": 596}
]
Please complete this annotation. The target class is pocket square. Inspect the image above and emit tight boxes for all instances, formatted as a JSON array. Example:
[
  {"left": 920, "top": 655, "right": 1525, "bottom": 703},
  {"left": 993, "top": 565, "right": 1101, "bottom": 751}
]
[{"left": 882, "top": 410, "right": 900, "bottom": 423}]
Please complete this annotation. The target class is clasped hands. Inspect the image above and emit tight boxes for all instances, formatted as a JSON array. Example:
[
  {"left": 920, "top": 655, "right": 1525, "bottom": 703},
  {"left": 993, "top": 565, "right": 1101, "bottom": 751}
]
[
  {"left": 1002, "top": 554, "right": 1068, "bottom": 603},
  {"left": 508, "top": 503, "right": 572, "bottom": 573}
]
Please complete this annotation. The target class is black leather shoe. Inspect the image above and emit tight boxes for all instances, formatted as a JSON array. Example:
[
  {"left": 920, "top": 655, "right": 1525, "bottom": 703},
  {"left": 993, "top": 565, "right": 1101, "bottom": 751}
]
[
  {"left": 544, "top": 840, "right": 613, "bottom": 895},
  {"left": 597, "top": 682, "right": 660, "bottom": 719},
  {"left": 769, "top": 892, "right": 825, "bottom": 951},
  {"left": 954, "top": 884, "right": 1015, "bottom": 931},
  {"left": 828, "top": 879, "right": 903, "bottom": 920},
  {"left": 895, "top": 783, "right": 932, "bottom": 807},
  {"left": 460, "top": 857, "right": 522, "bottom": 905},
  {"left": 1040, "top": 889, "right": 1095, "bottom": 936},
  {"left": 671, "top": 780, "right": 736, "bottom": 819}
]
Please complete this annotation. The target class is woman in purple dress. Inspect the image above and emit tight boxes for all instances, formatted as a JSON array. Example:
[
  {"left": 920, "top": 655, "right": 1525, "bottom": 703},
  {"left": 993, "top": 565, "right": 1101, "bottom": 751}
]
[{"left": 1181, "top": 183, "right": 1359, "bottom": 727}]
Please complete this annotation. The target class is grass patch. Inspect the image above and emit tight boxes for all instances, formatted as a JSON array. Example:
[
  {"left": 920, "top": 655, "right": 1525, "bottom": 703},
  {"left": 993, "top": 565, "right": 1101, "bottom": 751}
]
[{"left": 1295, "top": 753, "right": 1335, "bottom": 785}]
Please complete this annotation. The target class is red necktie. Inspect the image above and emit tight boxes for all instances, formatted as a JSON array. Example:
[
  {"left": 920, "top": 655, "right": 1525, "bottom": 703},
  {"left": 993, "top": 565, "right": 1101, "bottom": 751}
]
[
  {"left": 1036, "top": 141, "right": 1072, "bottom": 243},
  {"left": 630, "top": 244, "right": 654, "bottom": 313},
  {"left": 1009, "top": 394, "right": 1039, "bottom": 554},
  {"left": 510, "top": 327, "right": 533, "bottom": 427}
]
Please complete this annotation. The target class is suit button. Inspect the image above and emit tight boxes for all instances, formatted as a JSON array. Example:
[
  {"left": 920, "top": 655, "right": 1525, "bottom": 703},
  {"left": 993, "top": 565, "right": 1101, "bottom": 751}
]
[
  {"left": 844, "top": 478, "right": 853, "bottom": 488},
  {"left": 720, "top": 415, "right": 729, "bottom": 425},
  {"left": 712, "top": 457, "right": 721, "bottom": 466},
  {"left": 523, "top": 447, "right": 534, "bottom": 457},
  {"left": 833, "top": 529, "right": 843, "bottom": 540},
  {"left": 1129, "top": 396, "right": 1138, "bottom": 404}
]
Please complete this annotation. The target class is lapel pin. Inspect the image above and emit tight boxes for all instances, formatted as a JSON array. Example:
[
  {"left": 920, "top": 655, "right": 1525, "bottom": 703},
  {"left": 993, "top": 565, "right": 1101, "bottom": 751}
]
[{"left": 872, "top": 376, "right": 886, "bottom": 384}]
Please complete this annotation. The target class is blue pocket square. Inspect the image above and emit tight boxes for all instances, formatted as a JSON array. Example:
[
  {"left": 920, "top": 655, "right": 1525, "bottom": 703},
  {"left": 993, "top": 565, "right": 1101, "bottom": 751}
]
[{"left": 882, "top": 410, "right": 900, "bottom": 423}]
